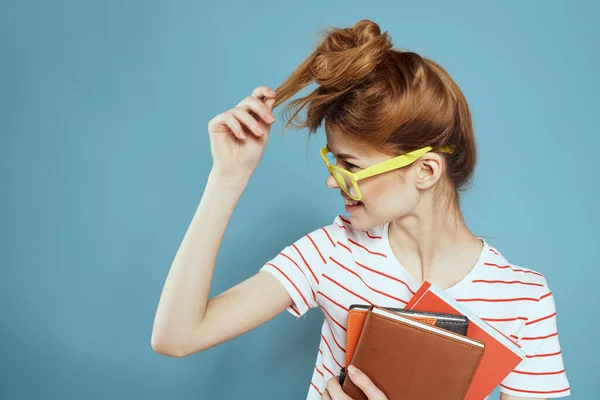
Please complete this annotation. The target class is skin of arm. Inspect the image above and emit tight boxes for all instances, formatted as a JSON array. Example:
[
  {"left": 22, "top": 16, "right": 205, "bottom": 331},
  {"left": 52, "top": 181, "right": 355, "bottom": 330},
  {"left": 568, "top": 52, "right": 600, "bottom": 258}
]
[{"left": 151, "top": 168, "right": 293, "bottom": 357}]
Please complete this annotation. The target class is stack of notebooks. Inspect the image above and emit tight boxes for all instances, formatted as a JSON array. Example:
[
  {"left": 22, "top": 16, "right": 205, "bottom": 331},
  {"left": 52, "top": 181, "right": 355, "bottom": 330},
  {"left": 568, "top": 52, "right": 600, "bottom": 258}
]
[{"left": 340, "top": 281, "right": 525, "bottom": 400}]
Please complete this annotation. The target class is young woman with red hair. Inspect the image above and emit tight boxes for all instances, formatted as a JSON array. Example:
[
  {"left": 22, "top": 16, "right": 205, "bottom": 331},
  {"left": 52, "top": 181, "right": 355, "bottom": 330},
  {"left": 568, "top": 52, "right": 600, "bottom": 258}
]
[{"left": 152, "top": 19, "right": 569, "bottom": 400}]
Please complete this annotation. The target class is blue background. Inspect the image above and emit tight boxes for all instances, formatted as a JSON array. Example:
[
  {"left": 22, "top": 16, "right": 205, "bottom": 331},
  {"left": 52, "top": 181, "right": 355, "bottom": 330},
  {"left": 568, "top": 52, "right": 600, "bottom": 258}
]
[{"left": 1, "top": 1, "right": 597, "bottom": 399}]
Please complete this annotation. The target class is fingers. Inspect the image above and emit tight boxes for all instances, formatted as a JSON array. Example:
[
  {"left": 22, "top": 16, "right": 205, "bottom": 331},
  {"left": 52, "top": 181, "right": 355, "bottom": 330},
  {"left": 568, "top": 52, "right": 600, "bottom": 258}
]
[
  {"left": 237, "top": 86, "right": 277, "bottom": 119},
  {"left": 228, "top": 107, "right": 269, "bottom": 138},
  {"left": 347, "top": 365, "right": 387, "bottom": 400},
  {"left": 235, "top": 95, "right": 277, "bottom": 126},
  {"left": 251, "top": 85, "right": 278, "bottom": 102},
  {"left": 325, "top": 376, "right": 352, "bottom": 400},
  {"left": 212, "top": 110, "right": 246, "bottom": 140},
  {"left": 207, "top": 86, "right": 277, "bottom": 141}
]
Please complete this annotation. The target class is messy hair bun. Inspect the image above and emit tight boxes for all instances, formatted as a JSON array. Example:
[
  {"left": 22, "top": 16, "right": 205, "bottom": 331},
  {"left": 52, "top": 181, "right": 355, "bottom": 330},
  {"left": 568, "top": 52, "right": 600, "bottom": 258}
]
[
  {"left": 272, "top": 19, "right": 478, "bottom": 201},
  {"left": 312, "top": 20, "right": 393, "bottom": 91}
]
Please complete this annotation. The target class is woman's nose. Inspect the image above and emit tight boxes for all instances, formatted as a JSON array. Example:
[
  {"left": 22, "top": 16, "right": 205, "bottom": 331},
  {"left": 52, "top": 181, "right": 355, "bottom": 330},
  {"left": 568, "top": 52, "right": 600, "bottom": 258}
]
[{"left": 326, "top": 174, "right": 339, "bottom": 189}]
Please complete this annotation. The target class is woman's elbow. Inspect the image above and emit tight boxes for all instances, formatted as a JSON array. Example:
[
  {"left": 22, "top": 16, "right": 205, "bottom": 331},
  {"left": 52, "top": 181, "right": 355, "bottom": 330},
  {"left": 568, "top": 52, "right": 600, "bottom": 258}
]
[{"left": 151, "top": 332, "right": 189, "bottom": 358}]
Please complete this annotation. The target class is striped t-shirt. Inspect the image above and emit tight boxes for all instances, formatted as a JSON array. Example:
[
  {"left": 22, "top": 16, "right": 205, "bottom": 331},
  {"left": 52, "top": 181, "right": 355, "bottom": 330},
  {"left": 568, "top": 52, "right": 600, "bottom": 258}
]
[{"left": 260, "top": 215, "right": 570, "bottom": 399}]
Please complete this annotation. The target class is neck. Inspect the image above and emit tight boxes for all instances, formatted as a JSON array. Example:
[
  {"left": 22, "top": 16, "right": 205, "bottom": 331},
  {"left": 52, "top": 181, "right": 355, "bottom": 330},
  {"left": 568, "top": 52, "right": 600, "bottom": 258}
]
[{"left": 387, "top": 196, "right": 482, "bottom": 287}]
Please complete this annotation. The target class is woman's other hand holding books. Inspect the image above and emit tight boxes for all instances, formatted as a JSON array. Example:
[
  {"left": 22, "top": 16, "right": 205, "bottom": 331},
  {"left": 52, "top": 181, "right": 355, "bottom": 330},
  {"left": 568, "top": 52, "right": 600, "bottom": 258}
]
[{"left": 324, "top": 365, "right": 387, "bottom": 400}]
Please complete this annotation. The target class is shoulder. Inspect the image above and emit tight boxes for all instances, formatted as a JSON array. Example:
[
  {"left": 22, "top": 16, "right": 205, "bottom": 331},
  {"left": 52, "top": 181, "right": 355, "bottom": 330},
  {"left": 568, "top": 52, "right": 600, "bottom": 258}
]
[
  {"left": 479, "top": 243, "right": 558, "bottom": 325},
  {"left": 482, "top": 243, "right": 552, "bottom": 300}
]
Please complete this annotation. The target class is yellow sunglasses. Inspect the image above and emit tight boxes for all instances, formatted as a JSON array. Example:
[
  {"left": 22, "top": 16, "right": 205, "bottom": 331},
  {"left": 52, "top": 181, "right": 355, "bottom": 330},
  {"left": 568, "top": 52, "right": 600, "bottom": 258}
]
[{"left": 320, "top": 145, "right": 455, "bottom": 201}]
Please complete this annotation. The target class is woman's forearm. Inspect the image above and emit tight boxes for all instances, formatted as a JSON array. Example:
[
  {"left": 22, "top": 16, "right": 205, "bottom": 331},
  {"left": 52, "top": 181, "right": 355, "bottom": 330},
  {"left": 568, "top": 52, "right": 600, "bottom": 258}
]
[{"left": 151, "top": 168, "right": 251, "bottom": 354}]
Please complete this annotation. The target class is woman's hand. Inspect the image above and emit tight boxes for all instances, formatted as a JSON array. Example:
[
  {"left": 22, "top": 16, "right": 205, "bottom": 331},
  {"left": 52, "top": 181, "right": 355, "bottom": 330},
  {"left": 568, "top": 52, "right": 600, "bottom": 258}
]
[
  {"left": 323, "top": 365, "right": 388, "bottom": 400},
  {"left": 207, "top": 86, "right": 278, "bottom": 178}
]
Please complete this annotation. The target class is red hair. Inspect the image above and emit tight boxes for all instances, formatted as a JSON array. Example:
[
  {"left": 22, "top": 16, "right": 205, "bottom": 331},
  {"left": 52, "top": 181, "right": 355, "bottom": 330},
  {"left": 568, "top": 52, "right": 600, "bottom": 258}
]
[{"left": 272, "top": 19, "right": 478, "bottom": 203}]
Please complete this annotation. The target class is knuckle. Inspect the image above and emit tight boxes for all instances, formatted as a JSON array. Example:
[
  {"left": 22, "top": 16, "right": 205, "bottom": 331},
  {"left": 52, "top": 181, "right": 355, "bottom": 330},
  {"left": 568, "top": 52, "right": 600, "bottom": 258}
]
[
  {"left": 252, "top": 86, "right": 268, "bottom": 96},
  {"left": 232, "top": 108, "right": 245, "bottom": 118}
]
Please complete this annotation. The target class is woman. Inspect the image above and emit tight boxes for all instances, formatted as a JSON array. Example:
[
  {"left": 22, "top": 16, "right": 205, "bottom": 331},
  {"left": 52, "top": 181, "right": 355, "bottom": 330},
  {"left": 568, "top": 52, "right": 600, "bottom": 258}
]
[{"left": 151, "top": 19, "right": 569, "bottom": 399}]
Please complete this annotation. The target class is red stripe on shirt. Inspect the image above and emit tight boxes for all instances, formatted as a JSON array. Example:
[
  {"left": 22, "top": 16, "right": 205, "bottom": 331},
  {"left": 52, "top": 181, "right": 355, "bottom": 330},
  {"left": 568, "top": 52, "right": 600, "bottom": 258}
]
[
  {"left": 310, "top": 382, "right": 322, "bottom": 396},
  {"left": 317, "top": 290, "right": 348, "bottom": 312},
  {"left": 307, "top": 234, "right": 327, "bottom": 264},
  {"left": 322, "top": 363, "right": 334, "bottom": 377},
  {"left": 292, "top": 244, "right": 320, "bottom": 284},
  {"left": 339, "top": 215, "right": 352, "bottom": 224},
  {"left": 365, "top": 231, "right": 382, "bottom": 239},
  {"left": 540, "top": 291, "right": 553, "bottom": 300},
  {"left": 321, "top": 334, "right": 343, "bottom": 368},
  {"left": 290, "top": 304, "right": 300, "bottom": 316},
  {"left": 355, "top": 260, "right": 416, "bottom": 295},
  {"left": 315, "top": 366, "right": 324, "bottom": 376},
  {"left": 525, "top": 312, "right": 556, "bottom": 326},
  {"left": 321, "top": 306, "right": 347, "bottom": 332},
  {"left": 520, "top": 332, "right": 558, "bottom": 341},
  {"left": 336, "top": 223, "right": 347, "bottom": 230},
  {"left": 322, "top": 273, "right": 374, "bottom": 305},
  {"left": 329, "top": 257, "right": 408, "bottom": 304},
  {"left": 266, "top": 263, "right": 311, "bottom": 309},
  {"left": 347, "top": 238, "right": 387, "bottom": 258},
  {"left": 526, "top": 350, "right": 562, "bottom": 358},
  {"left": 456, "top": 297, "right": 539, "bottom": 303},
  {"left": 512, "top": 369, "right": 565, "bottom": 376},
  {"left": 321, "top": 227, "right": 335, "bottom": 247},
  {"left": 337, "top": 241, "right": 352, "bottom": 253},
  {"left": 500, "top": 384, "right": 570, "bottom": 395},
  {"left": 472, "top": 279, "right": 544, "bottom": 287},
  {"left": 280, "top": 252, "right": 317, "bottom": 301},
  {"left": 489, "top": 248, "right": 499, "bottom": 255},
  {"left": 324, "top": 319, "right": 346, "bottom": 352},
  {"left": 481, "top": 316, "right": 528, "bottom": 322},
  {"left": 484, "top": 262, "right": 544, "bottom": 277}
]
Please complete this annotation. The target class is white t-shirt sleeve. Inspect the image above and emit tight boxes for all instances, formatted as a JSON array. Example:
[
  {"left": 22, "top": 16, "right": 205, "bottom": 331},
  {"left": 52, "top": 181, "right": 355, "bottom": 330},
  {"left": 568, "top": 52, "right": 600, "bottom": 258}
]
[
  {"left": 500, "top": 279, "right": 570, "bottom": 398},
  {"left": 259, "top": 220, "right": 338, "bottom": 318}
]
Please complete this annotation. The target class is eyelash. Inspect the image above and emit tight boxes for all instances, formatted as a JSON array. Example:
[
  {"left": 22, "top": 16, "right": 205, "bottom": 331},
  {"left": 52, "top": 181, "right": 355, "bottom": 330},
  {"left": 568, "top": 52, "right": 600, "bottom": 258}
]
[
  {"left": 331, "top": 156, "right": 360, "bottom": 171},
  {"left": 342, "top": 161, "right": 360, "bottom": 171}
]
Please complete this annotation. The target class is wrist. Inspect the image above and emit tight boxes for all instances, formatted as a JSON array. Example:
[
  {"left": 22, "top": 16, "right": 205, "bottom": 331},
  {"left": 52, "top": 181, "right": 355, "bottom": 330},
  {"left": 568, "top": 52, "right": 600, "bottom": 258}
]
[{"left": 208, "top": 167, "right": 253, "bottom": 190}]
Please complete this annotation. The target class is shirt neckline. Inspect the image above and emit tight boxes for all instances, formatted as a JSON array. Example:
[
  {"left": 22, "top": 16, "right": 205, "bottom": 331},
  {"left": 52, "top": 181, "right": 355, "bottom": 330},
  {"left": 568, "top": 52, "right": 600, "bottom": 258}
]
[{"left": 379, "top": 221, "right": 489, "bottom": 295}]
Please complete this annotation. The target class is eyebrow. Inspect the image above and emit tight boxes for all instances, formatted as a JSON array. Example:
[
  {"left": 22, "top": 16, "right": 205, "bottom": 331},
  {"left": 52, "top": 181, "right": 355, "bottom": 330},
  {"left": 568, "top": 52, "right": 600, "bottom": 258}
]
[{"left": 327, "top": 146, "right": 358, "bottom": 161}]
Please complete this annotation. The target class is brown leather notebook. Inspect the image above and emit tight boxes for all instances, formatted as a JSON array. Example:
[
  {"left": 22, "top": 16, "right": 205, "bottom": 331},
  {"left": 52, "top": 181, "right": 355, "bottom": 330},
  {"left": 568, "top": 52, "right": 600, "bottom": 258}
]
[
  {"left": 344, "top": 305, "right": 469, "bottom": 367},
  {"left": 342, "top": 305, "right": 485, "bottom": 400}
]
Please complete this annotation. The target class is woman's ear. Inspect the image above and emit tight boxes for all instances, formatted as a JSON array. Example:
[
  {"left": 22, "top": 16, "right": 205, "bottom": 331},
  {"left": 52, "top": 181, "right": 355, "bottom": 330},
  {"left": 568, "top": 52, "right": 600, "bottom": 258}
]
[{"left": 413, "top": 153, "right": 444, "bottom": 190}]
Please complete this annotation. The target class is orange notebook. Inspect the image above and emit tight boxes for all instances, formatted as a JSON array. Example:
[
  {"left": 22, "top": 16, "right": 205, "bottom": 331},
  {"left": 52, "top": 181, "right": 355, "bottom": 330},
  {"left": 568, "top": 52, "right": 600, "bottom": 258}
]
[{"left": 405, "top": 282, "right": 526, "bottom": 400}]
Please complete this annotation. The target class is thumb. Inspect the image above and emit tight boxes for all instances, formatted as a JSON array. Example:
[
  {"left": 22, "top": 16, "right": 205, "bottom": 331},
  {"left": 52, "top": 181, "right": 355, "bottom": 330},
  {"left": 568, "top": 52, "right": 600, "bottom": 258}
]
[
  {"left": 260, "top": 96, "right": 277, "bottom": 142},
  {"left": 348, "top": 365, "right": 387, "bottom": 400},
  {"left": 264, "top": 96, "right": 277, "bottom": 115}
]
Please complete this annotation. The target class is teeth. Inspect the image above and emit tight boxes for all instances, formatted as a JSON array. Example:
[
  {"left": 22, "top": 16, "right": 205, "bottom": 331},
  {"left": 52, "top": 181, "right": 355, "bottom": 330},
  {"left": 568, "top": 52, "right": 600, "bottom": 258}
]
[{"left": 345, "top": 199, "right": 361, "bottom": 206}]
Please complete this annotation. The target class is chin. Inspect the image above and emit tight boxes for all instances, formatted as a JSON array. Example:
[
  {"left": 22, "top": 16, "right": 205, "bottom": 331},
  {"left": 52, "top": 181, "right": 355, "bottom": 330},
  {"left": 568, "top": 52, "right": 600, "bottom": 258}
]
[{"left": 346, "top": 214, "right": 377, "bottom": 232}]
